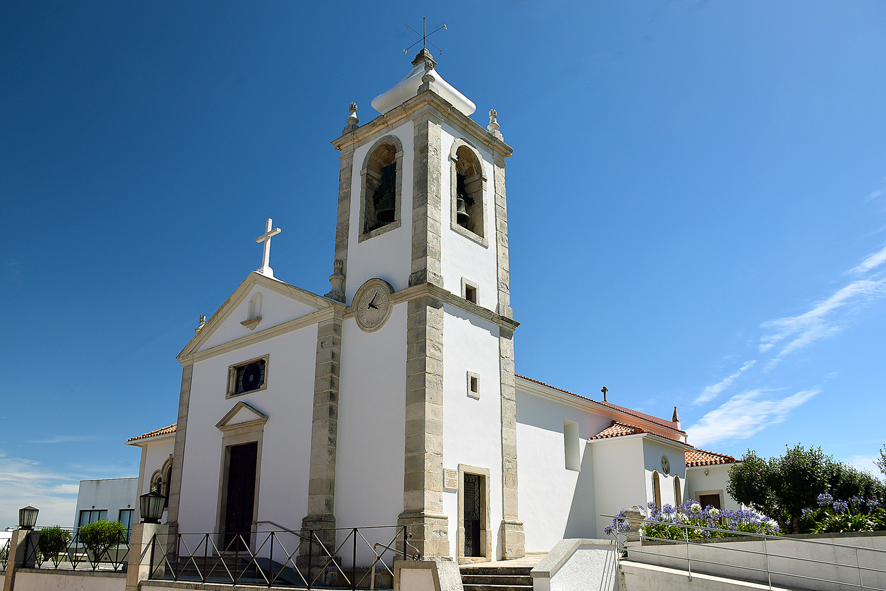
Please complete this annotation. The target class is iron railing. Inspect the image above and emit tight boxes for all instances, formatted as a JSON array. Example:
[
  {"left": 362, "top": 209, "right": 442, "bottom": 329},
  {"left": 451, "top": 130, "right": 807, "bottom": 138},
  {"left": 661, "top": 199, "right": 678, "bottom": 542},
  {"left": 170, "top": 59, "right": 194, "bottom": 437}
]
[
  {"left": 0, "top": 537, "right": 9, "bottom": 572},
  {"left": 145, "top": 524, "right": 419, "bottom": 589},
  {"left": 605, "top": 513, "right": 886, "bottom": 591},
  {"left": 12, "top": 527, "right": 129, "bottom": 572}
]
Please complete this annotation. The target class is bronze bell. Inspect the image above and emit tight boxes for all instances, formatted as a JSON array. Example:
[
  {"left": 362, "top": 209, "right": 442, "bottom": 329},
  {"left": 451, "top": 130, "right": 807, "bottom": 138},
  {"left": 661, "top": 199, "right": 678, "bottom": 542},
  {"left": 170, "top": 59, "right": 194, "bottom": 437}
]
[
  {"left": 376, "top": 191, "right": 396, "bottom": 224},
  {"left": 456, "top": 196, "right": 470, "bottom": 227}
]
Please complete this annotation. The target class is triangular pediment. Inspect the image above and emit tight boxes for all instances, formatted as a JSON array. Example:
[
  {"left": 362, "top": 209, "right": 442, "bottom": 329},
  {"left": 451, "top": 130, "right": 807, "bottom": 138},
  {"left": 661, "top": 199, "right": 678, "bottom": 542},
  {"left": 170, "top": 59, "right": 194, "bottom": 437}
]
[
  {"left": 178, "top": 271, "right": 342, "bottom": 362},
  {"left": 216, "top": 401, "right": 269, "bottom": 431}
]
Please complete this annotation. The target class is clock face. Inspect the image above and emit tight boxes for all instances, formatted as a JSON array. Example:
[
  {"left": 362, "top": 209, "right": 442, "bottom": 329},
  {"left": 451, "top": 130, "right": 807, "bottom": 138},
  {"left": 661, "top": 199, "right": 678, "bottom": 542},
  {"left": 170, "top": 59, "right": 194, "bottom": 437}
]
[
  {"left": 354, "top": 279, "right": 394, "bottom": 333},
  {"left": 661, "top": 455, "right": 671, "bottom": 475}
]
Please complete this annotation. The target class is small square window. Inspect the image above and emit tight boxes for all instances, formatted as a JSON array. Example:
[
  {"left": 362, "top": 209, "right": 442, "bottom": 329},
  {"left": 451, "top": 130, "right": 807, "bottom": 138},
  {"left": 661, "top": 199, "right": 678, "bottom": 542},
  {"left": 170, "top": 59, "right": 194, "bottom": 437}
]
[
  {"left": 461, "top": 278, "right": 479, "bottom": 305},
  {"left": 227, "top": 356, "right": 269, "bottom": 397},
  {"left": 467, "top": 371, "right": 480, "bottom": 399}
]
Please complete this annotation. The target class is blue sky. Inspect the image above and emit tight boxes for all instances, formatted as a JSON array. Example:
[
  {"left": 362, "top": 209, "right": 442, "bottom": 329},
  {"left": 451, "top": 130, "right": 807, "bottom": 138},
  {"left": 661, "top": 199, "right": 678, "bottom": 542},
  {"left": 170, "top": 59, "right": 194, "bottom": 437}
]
[{"left": 2, "top": 0, "right": 885, "bottom": 528}]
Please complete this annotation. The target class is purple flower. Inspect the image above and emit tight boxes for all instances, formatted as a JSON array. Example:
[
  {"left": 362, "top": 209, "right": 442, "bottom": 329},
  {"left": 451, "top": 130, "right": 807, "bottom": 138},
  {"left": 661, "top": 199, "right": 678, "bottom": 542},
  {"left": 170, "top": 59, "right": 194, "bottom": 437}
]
[
  {"left": 817, "top": 493, "right": 833, "bottom": 507},
  {"left": 833, "top": 500, "right": 849, "bottom": 515}
]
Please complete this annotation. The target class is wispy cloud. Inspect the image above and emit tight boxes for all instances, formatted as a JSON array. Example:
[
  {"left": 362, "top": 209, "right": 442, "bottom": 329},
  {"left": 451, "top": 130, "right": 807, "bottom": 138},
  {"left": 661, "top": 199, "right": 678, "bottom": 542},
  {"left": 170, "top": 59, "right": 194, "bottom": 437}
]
[
  {"left": 686, "top": 389, "right": 819, "bottom": 447},
  {"left": 28, "top": 435, "right": 101, "bottom": 445},
  {"left": 846, "top": 245, "right": 886, "bottom": 276},
  {"left": 865, "top": 189, "right": 882, "bottom": 203},
  {"left": 759, "top": 278, "right": 886, "bottom": 360},
  {"left": 843, "top": 455, "right": 880, "bottom": 474},
  {"left": 0, "top": 455, "right": 80, "bottom": 528},
  {"left": 694, "top": 360, "right": 756, "bottom": 405}
]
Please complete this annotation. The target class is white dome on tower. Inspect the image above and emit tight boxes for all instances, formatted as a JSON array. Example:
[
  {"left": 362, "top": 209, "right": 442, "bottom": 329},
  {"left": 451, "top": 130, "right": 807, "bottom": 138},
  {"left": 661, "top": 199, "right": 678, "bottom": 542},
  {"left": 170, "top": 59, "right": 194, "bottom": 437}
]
[{"left": 371, "top": 49, "right": 476, "bottom": 117}]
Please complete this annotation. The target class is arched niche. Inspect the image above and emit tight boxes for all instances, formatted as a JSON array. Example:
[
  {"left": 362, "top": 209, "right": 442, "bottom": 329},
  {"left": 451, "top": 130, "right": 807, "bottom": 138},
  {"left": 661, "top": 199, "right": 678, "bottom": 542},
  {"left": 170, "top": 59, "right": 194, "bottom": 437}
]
[
  {"left": 359, "top": 135, "right": 404, "bottom": 241},
  {"left": 449, "top": 139, "right": 488, "bottom": 247}
]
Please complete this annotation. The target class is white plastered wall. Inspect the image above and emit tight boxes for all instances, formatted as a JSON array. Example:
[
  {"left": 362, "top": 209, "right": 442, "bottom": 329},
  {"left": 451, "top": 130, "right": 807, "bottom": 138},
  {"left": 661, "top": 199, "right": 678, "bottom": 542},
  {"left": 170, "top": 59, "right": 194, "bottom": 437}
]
[
  {"left": 335, "top": 304, "right": 407, "bottom": 558},
  {"left": 137, "top": 437, "right": 175, "bottom": 496},
  {"left": 177, "top": 324, "right": 317, "bottom": 535},
  {"left": 591, "top": 436, "right": 647, "bottom": 538},
  {"left": 440, "top": 304, "right": 501, "bottom": 559},
  {"left": 345, "top": 121, "right": 415, "bottom": 301},
  {"left": 73, "top": 478, "right": 138, "bottom": 528},
  {"left": 516, "top": 389, "right": 613, "bottom": 552},
  {"left": 200, "top": 284, "right": 318, "bottom": 352},
  {"left": 642, "top": 438, "right": 687, "bottom": 510},
  {"left": 686, "top": 464, "right": 742, "bottom": 510},
  {"left": 439, "top": 125, "right": 498, "bottom": 309}
]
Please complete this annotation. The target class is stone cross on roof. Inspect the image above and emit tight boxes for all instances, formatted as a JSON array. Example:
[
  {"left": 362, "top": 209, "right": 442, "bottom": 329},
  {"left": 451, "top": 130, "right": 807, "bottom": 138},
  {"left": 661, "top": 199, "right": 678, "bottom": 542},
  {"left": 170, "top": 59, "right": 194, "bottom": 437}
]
[{"left": 256, "top": 218, "right": 281, "bottom": 278}]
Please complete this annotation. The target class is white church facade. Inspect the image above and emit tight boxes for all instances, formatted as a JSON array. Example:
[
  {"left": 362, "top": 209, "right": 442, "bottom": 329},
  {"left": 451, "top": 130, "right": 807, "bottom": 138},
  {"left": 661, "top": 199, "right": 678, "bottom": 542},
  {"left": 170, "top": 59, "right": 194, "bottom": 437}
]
[{"left": 126, "top": 49, "right": 740, "bottom": 565}]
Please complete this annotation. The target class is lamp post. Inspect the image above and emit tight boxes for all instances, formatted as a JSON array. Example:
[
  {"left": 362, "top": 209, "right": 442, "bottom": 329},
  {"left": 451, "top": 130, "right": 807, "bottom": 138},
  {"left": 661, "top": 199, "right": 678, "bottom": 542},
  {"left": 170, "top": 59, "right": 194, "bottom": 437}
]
[
  {"left": 139, "top": 490, "right": 166, "bottom": 524},
  {"left": 18, "top": 504, "right": 38, "bottom": 530}
]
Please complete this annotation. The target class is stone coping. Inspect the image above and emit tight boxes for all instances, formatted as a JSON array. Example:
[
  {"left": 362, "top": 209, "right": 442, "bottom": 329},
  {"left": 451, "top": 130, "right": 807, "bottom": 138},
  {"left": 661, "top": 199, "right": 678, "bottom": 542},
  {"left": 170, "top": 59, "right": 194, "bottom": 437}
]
[
  {"left": 16, "top": 567, "right": 125, "bottom": 578},
  {"left": 530, "top": 538, "right": 614, "bottom": 579},
  {"left": 631, "top": 528, "right": 886, "bottom": 547}
]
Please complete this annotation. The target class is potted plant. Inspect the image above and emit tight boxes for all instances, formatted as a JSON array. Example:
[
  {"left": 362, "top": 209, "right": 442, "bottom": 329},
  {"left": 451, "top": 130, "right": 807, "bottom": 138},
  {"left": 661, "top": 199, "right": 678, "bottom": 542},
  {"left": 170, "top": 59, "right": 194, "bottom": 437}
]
[
  {"left": 37, "top": 526, "right": 71, "bottom": 567},
  {"left": 78, "top": 520, "right": 126, "bottom": 567}
]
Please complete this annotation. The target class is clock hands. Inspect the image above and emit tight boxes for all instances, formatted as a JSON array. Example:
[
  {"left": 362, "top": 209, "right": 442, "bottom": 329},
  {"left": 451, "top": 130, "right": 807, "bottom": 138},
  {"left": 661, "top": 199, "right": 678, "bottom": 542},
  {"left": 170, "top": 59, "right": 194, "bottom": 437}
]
[{"left": 368, "top": 292, "right": 379, "bottom": 310}]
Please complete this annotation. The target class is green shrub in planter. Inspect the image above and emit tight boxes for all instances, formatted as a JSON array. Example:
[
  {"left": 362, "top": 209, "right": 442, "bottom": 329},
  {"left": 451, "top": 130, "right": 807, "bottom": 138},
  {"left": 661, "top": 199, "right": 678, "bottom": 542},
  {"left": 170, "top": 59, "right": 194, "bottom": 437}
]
[
  {"left": 78, "top": 520, "right": 126, "bottom": 563},
  {"left": 38, "top": 526, "right": 71, "bottom": 564}
]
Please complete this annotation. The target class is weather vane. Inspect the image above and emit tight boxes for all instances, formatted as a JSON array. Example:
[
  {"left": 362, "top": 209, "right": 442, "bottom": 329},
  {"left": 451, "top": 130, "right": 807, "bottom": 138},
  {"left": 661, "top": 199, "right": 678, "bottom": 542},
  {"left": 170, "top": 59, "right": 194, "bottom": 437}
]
[{"left": 404, "top": 18, "right": 447, "bottom": 55}]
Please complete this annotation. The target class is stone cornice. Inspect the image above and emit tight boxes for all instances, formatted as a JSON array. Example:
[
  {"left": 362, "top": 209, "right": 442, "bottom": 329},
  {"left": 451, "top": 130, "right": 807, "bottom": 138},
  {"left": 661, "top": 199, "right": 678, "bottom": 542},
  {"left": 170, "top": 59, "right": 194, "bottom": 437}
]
[
  {"left": 341, "top": 282, "right": 520, "bottom": 331},
  {"left": 179, "top": 307, "right": 338, "bottom": 364},
  {"left": 333, "top": 90, "right": 513, "bottom": 159}
]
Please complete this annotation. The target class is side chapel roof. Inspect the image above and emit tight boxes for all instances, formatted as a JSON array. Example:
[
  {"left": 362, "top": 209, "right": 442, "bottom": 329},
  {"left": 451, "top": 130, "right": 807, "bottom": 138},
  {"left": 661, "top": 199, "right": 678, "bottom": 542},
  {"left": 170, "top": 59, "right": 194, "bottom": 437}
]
[
  {"left": 127, "top": 424, "right": 176, "bottom": 443},
  {"left": 685, "top": 448, "right": 738, "bottom": 467}
]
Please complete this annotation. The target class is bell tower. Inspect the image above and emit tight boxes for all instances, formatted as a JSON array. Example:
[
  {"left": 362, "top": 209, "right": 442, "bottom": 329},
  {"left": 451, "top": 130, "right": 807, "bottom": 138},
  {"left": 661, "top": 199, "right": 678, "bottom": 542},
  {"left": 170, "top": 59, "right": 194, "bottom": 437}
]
[{"left": 323, "top": 49, "right": 524, "bottom": 561}]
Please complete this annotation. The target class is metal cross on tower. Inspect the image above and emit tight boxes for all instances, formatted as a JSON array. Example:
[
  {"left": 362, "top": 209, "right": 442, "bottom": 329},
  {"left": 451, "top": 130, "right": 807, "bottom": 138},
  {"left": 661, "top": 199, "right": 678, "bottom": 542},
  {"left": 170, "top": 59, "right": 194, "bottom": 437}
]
[
  {"left": 256, "top": 218, "right": 281, "bottom": 278},
  {"left": 404, "top": 18, "right": 447, "bottom": 55}
]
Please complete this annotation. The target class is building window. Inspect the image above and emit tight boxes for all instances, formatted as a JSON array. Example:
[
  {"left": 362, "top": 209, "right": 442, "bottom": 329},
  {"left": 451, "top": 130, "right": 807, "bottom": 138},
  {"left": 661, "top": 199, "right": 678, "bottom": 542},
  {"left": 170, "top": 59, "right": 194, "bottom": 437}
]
[
  {"left": 227, "top": 355, "right": 269, "bottom": 397},
  {"left": 461, "top": 278, "right": 479, "bottom": 304},
  {"left": 78, "top": 509, "right": 107, "bottom": 529},
  {"left": 652, "top": 471, "right": 662, "bottom": 508},
  {"left": 466, "top": 371, "right": 480, "bottom": 399},
  {"left": 359, "top": 136, "right": 404, "bottom": 242},
  {"left": 450, "top": 140, "right": 487, "bottom": 247},
  {"left": 674, "top": 476, "right": 682, "bottom": 505},
  {"left": 563, "top": 420, "right": 580, "bottom": 471},
  {"left": 118, "top": 509, "right": 134, "bottom": 542}
]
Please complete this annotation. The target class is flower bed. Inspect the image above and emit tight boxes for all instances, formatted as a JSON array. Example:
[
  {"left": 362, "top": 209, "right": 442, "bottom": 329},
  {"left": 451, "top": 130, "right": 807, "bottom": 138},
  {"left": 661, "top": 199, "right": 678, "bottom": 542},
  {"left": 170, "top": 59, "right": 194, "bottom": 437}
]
[
  {"left": 606, "top": 501, "right": 780, "bottom": 540},
  {"left": 800, "top": 493, "right": 886, "bottom": 533}
]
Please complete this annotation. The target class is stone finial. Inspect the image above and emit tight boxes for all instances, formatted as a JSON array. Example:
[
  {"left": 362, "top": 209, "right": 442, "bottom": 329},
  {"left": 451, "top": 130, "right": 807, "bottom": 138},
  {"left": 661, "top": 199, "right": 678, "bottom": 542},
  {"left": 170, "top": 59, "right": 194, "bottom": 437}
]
[
  {"left": 195, "top": 314, "right": 206, "bottom": 334},
  {"left": 672, "top": 406, "right": 680, "bottom": 423},
  {"left": 601, "top": 386, "right": 608, "bottom": 402},
  {"left": 488, "top": 109, "right": 503, "bottom": 140},
  {"left": 343, "top": 103, "right": 359, "bottom": 134},
  {"left": 325, "top": 259, "right": 346, "bottom": 303},
  {"left": 412, "top": 48, "right": 437, "bottom": 72}
]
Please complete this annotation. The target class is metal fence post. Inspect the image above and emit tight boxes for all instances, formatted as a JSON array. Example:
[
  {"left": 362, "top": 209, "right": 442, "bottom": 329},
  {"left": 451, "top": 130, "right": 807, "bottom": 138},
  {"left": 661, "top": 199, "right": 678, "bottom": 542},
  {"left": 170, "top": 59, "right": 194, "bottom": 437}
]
[
  {"left": 763, "top": 535, "right": 771, "bottom": 590},
  {"left": 856, "top": 547, "right": 864, "bottom": 590},
  {"left": 352, "top": 528, "right": 357, "bottom": 591},
  {"left": 308, "top": 531, "right": 313, "bottom": 590},
  {"left": 684, "top": 525, "right": 692, "bottom": 581}
]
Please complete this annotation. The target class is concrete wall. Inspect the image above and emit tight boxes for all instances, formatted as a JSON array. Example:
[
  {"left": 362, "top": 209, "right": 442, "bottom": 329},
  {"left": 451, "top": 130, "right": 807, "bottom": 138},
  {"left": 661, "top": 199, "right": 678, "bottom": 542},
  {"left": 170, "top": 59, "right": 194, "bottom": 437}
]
[
  {"left": 177, "top": 319, "right": 317, "bottom": 536},
  {"left": 73, "top": 478, "right": 137, "bottom": 529},
  {"left": 441, "top": 304, "right": 502, "bottom": 559},
  {"left": 345, "top": 121, "right": 414, "bottom": 300},
  {"left": 516, "top": 388, "right": 614, "bottom": 550},
  {"left": 626, "top": 532, "right": 886, "bottom": 591},
  {"left": 531, "top": 539, "right": 617, "bottom": 591},
  {"left": 334, "top": 305, "right": 408, "bottom": 564},
  {"left": 685, "top": 465, "right": 741, "bottom": 511},
  {"left": 137, "top": 438, "right": 175, "bottom": 496},
  {"left": 591, "top": 437, "right": 647, "bottom": 540},
  {"left": 13, "top": 569, "right": 125, "bottom": 591}
]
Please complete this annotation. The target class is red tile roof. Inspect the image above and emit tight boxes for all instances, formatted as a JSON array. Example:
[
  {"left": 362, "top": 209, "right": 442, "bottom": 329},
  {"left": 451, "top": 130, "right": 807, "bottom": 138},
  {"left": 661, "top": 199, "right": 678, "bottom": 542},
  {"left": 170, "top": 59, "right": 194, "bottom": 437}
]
[
  {"left": 516, "top": 375, "right": 685, "bottom": 433},
  {"left": 590, "top": 421, "right": 645, "bottom": 439},
  {"left": 127, "top": 424, "right": 177, "bottom": 442},
  {"left": 685, "top": 448, "right": 737, "bottom": 467}
]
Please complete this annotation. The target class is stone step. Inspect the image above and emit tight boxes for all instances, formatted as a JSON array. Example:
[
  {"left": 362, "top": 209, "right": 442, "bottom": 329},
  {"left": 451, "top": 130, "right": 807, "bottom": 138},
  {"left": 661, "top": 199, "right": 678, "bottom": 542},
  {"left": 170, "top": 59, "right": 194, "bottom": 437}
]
[
  {"left": 463, "top": 585, "right": 533, "bottom": 591},
  {"left": 460, "top": 566, "right": 533, "bottom": 576},
  {"left": 461, "top": 574, "right": 533, "bottom": 586}
]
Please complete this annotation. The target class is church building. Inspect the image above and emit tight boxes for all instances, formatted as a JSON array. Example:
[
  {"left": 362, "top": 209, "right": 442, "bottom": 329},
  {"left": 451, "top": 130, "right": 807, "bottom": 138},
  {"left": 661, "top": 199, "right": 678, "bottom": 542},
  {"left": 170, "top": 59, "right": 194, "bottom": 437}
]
[{"left": 126, "top": 48, "right": 740, "bottom": 566}]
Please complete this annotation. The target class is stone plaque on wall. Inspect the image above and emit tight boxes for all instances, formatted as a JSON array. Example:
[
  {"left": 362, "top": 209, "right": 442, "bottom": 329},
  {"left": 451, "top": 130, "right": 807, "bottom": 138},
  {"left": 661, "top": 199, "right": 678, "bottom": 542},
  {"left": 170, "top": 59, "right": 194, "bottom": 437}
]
[{"left": 443, "top": 469, "right": 458, "bottom": 490}]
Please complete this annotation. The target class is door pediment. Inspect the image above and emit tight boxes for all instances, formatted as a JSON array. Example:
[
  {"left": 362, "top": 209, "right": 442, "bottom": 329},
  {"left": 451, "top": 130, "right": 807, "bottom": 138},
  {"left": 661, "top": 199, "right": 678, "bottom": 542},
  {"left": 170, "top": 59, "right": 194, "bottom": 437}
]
[{"left": 217, "top": 401, "right": 269, "bottom": 432}]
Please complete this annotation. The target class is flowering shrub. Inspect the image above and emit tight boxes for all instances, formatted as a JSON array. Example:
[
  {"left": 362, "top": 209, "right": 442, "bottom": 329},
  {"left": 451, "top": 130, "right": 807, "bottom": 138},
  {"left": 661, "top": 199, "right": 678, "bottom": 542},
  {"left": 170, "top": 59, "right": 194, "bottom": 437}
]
[
  {"left": 800, "top": 495, "right": 886, "bottom": 533},
  {"left": 605, "top": 501, "right": 780, "bottom": 540}
]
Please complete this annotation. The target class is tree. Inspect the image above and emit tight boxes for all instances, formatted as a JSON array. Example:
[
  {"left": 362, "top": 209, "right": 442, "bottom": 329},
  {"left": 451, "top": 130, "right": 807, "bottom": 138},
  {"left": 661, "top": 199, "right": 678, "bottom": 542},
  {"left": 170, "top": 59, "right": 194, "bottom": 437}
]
[
  {"left": 728, "top": 444, "right": 884, "bottom": 534},
  {"left": 877, "top": 445, "right": 886, "bottom": 478}
]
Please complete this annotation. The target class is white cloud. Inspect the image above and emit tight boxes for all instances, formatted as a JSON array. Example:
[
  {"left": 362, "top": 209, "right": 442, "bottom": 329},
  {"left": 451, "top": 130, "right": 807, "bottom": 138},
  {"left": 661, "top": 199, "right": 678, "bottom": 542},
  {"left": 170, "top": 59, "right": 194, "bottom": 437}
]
[
  {"left": 865, "top": 189, "right": 882, "bottom": 203},
  {"left": 28, "top": 435, "right": 100, "bottom": 445},
  {"left": 686, "top": 388, "right": 819, "bottom": 448},
  {"left": 759, "top": 279, "right": 886, "bottom": 358},
  {"left": 694, "top": 360, "right": 756, "bottom": 405},
  {"left": 842, "top": 455, "right": 879, "bottom": 474},
  {"left": 0, "top": 456, "right": 80, "bottom": 528},
  {"left": 846, "top": 245, "right": 886, "bottom": 276}
]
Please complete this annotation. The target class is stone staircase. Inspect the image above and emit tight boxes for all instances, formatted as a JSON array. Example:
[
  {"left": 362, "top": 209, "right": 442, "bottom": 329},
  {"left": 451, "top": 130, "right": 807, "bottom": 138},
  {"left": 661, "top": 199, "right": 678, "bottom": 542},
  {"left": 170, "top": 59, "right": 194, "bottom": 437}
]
[{"left": 459, "top": 565, "right": 534, "bottom": 591}]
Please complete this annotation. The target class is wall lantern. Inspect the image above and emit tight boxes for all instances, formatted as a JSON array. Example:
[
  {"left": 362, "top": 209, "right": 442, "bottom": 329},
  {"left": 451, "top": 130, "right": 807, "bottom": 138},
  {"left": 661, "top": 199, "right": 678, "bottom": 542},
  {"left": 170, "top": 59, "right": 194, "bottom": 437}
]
[
  {"left": 139, "top": 490, "right": 166, "bottom": 524},
  {"left": 19, "top": 504, "right": 39, "bottom": 530}
]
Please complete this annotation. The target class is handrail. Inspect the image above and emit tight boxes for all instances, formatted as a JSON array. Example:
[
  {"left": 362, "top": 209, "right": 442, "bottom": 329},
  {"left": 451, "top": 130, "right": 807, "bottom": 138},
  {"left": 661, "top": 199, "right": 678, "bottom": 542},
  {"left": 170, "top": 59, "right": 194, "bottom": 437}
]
[
  {"left": 253, "top": 521, "right": 307, "bottom": 540},
  {"left": 604, "top": 513, "right": 886, "bottom": 591}
]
